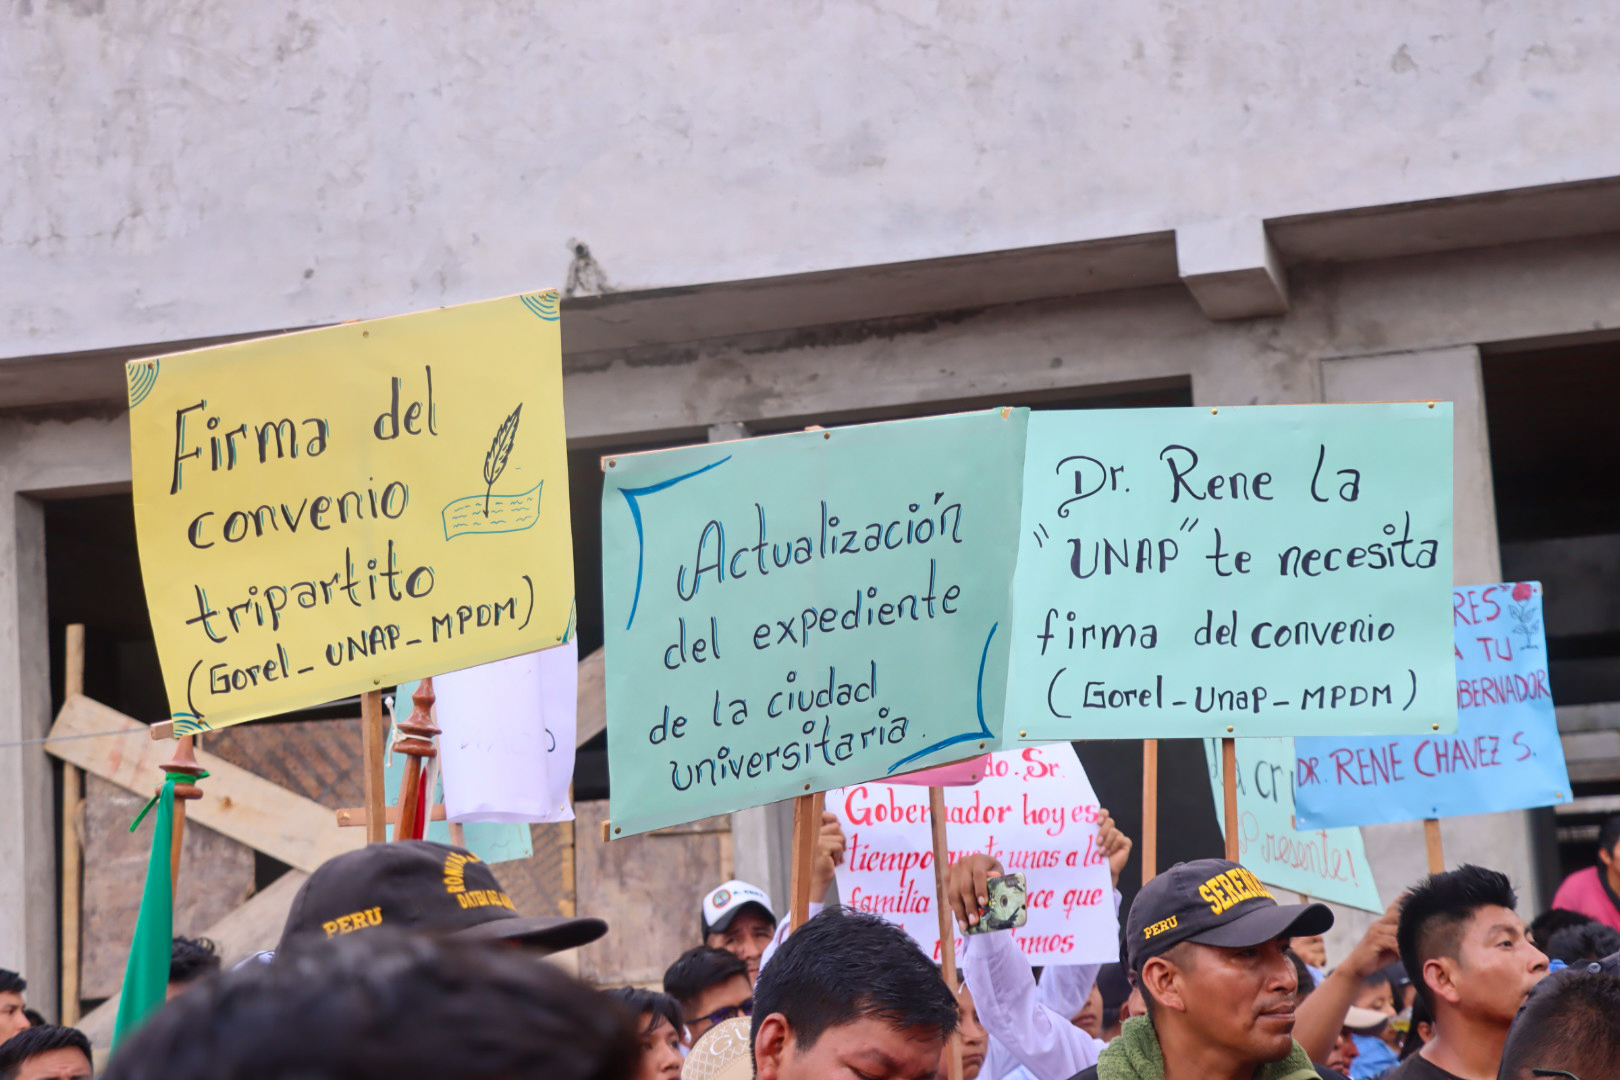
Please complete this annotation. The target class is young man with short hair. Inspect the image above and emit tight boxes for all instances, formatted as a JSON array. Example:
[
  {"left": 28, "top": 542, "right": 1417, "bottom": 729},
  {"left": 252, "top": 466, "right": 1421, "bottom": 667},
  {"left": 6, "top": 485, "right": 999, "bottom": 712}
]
[
  {"left": 0, "top": 972, "right": 29, "bottom": 1045},
  {"left": 752, "top": 907, "right": 958, "bottom": 1080},
  {"left": 665, "top": 946, "right": 753, "bottom": 1045},
  {"left": 0, "top": 1025, "right": 92, "bottom": 1080},
  {"left": 1383, "top": 865, "right": 1547, "bottom": 1080}
]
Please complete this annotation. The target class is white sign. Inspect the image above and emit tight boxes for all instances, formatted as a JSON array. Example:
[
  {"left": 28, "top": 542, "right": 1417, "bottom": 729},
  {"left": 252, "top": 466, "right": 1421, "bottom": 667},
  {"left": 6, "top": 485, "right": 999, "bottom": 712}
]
[
  {"left": 436, "top": 640, "right": 578, "bottom": 823},
  {"left": 830, "top": 744, "right": 1117, "bottom": 965}
]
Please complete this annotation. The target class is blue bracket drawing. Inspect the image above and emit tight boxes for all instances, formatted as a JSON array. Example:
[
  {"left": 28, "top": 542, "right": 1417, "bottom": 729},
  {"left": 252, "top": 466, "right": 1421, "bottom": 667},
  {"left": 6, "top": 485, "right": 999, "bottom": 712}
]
[
  {"left": 617, "top": 456, "right": 732, "bottom": 631},
  {"left": 887, "top": 622, "right": 999, "bottom": 774}
]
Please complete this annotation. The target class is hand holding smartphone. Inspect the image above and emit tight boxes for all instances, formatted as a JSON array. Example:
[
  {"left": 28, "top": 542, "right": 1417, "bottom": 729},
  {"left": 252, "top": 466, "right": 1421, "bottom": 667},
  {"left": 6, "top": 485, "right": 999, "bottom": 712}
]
[{"left": 963, "top": 872, "right": 1029, "bottom": 934}]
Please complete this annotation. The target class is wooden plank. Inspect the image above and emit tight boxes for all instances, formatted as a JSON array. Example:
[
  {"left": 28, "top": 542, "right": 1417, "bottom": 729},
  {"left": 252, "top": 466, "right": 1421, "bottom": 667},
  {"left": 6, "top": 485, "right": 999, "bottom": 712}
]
[
  {"left": 576, "top": 647, "right": 606, "bottom": 747},
  {"left": 335, "top": 804, "right": 447, "bottom": 827},
  {"left": 75, "top": 869, "right": 308, "bottom": 1054},
  {"left": 60, "top": 624, "right": 85, "bottom": 1026},
  {"left": 361, "top": 690, "right": 388, "bottom": 843},
  {"left": 45, "top": 694, "right": 362, "bottom": 874}
]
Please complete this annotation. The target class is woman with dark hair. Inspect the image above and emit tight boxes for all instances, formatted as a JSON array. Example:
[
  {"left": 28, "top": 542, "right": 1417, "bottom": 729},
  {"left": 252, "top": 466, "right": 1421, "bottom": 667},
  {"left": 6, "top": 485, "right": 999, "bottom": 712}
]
[{"left": 604, "top": 988, "right": 684, "bottom": 1080}]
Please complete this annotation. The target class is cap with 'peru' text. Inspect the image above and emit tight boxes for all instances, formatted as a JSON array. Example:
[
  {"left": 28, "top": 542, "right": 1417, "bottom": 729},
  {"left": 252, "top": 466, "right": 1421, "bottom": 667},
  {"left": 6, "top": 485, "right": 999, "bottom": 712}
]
[
  {"left": 279, "top": 840, "right": 606, "bottom": 955},
  {"left": 701, "top": 880, "right": 776, "bottom": 937},
  {"left": 1125, "top": 858, "right": 1333, "bottom": 971}
]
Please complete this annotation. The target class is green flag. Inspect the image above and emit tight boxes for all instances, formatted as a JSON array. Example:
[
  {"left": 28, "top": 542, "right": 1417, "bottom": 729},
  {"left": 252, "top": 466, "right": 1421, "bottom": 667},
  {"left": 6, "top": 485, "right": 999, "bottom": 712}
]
[{"left": 112, "top": 768, "right": 205, "bottom": 1051}]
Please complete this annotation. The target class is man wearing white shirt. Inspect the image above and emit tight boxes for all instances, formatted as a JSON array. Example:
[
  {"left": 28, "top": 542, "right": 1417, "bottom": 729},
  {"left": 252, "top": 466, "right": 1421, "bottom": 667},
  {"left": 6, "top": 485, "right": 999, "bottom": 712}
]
[{"left": 946, "top": 810, "right": 1135, "bottom": 1080}]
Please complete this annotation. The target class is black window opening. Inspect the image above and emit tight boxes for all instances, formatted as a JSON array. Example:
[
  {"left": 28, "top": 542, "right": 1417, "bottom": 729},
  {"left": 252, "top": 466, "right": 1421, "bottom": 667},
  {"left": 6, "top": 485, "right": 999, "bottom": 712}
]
[{"left": 1483, "top": 339, "right": 1620, "bottom": 894}]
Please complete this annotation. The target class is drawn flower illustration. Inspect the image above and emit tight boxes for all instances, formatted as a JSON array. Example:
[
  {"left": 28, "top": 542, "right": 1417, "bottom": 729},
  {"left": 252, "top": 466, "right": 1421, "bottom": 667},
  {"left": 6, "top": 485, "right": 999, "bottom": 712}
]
[{"left": 1507, "top": 583, "right": 1540, "bottom": 651}]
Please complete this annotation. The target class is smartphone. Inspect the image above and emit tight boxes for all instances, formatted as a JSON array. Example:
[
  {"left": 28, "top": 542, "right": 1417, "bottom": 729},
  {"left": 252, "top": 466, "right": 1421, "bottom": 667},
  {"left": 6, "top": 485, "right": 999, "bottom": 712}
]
[{"left": 964, "top": 872, "right": 1028, "bottom": 934}]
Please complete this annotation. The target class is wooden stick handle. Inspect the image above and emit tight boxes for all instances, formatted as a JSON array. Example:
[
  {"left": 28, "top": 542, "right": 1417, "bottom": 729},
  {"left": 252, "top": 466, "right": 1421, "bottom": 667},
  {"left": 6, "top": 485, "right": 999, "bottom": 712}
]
[
  {"left": 1222, "top": 738, "right": 1240, "bottom": 862},
  {"left": 1424, "top": 818, "right": 1445, "bottom": 874},
  {"left": 161, "top": 735, "right": 202, "bottom": 890},
  {"left": 789, "top": 792, "right": 822, "bottom": 931},
  {"left": 360, "top": 691, "right": 388, "bottom": 844},
  {"left": 1142, "top": 739, "right": 1159, "bottom": 886},
  {"left": 396, "top": 757, "right": 425, "bottom": 844},
  {"left": 928, "top": 787, "right": 963, "bottom": 1080}
]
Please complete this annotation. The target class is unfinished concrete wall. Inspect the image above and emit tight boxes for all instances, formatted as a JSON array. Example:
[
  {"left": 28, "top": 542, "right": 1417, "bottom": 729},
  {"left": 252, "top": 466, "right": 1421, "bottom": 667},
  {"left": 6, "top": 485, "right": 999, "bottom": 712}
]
[{"left": 6, "top": 1, "right": 1620, "bottom": 355}]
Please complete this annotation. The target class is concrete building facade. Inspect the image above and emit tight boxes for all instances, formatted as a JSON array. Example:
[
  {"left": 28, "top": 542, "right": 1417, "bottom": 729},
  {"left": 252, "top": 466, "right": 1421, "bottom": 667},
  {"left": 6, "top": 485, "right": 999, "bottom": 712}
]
[{"left": 6, "top": 2, "right": 1620, "bottom": 1006}]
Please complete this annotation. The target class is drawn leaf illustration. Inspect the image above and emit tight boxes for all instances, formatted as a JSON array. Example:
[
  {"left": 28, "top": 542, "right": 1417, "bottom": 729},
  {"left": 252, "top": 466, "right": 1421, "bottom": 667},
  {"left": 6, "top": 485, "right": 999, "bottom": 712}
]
[{"left": 483, "top": 403, "right": 522, "bottom": 517}]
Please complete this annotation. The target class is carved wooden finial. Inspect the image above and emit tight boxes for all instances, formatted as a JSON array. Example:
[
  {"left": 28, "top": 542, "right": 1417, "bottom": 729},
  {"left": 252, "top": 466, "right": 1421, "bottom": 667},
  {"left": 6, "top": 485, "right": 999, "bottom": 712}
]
[
  {"left": 391, "top": 678, "right": 441, "bottom": 842},
  {"left": 392, "top": 677, "right": 441, "bottom": 761},
  {"left": 160, "top": 735, "right": 204, "bottom": 803}
]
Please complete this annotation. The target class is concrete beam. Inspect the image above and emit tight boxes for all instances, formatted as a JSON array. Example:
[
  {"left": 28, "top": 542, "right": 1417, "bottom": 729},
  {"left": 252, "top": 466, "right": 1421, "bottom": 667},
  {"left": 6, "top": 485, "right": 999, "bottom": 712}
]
[{"left": 1177, "top": 218, "right": 1291, "bottom": 320}]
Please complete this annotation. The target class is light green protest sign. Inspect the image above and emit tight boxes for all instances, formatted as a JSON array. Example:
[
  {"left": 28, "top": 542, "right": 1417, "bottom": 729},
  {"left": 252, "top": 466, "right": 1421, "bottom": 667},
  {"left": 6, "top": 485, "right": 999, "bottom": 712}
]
[
  {"left": 602, "top": 410, "right": 1028, "bottom": 836},
  {"left": 1204, "top": 737, "right": 1383, "bottom": 912},
  {"left": 1008, "top": 404, "right": 1455, "bottom": 741}
]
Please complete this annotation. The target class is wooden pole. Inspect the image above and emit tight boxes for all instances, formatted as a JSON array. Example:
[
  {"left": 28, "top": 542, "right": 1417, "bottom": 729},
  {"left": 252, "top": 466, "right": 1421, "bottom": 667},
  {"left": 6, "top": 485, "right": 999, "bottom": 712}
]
[
  {"left": 1142, "top": 739, "right": 1159, "bottom": 886},
  {"left": 60, "top": 624, "right": 86, "bottom": 1026},
  {"left": 159, "top": 735, "right": 203, "bottom": 890},
  {"left": 1222, "top": 738, "right": 1240, "bottom": 862},
  {"left": 1423, "top": 818, "right": 1445, "bottom": 874},
  {"left": 360, "top": 690, "right": 388, "bottom": 844},
  {"left": 928, "top": 787, "right": 964, "bottom": 1080},
  {"left": 392, "top": 679, "right": 439, "bottom": 843},
  {"left": 789, "top": 792, "right": 823, "bottom": 931}
]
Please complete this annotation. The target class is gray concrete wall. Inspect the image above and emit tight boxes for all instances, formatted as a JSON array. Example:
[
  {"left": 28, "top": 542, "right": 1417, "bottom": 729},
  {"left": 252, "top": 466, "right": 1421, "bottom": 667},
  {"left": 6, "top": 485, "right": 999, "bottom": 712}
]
[{"left": 6, "top": 1, "right": 1620, "bottom": 355}]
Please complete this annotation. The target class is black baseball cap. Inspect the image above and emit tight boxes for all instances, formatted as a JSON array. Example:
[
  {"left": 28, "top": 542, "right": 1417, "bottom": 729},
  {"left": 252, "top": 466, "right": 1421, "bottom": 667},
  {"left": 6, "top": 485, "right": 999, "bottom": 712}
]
[
  {"left": 1124, "top": 858, "right": 1333, "bottom": 972},
  {"left": 279, "top": 841, "right": 607, "bottom": 955}
]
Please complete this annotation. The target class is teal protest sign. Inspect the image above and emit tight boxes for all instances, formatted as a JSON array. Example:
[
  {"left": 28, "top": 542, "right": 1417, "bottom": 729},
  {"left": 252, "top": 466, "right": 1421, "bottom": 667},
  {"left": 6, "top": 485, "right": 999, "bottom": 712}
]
[
  {"left": 1204, "top": 737, "right": 1383, "bottom": 912},
  {"left": 1294, "top": 583, "right": 1570, "bottom": 828},
  {"left": 603, "top": 410, "right": 1028, "bottom": 836},
  {"left": 1008, "top": 404, "right": 1455, "bottom": 740}
]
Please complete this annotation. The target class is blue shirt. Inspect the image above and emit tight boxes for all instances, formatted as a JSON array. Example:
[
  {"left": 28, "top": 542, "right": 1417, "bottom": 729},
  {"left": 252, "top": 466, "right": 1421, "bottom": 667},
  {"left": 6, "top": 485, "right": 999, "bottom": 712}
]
[{"left": 1350, "top": 1034, "right": 1400, "bottom": 1080}]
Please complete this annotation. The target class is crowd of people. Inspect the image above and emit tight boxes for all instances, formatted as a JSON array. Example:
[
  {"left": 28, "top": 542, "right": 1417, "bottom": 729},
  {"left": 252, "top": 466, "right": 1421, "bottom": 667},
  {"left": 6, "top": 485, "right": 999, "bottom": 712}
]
[{"left": 1, "top": 812, "right": 1617, "bottom": 1080}]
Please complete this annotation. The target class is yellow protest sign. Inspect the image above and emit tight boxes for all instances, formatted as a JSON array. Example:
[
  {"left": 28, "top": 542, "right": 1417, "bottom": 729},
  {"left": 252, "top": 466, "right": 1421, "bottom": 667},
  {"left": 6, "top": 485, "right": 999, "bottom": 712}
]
[{"left": 127, "top": 292, "right": 574, "bottom": 734}]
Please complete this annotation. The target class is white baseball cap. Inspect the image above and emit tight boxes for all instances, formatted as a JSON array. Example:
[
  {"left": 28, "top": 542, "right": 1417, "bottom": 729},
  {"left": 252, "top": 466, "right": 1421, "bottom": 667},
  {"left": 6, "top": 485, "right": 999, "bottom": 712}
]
[
  {"left": 1343, "top": 1006, "right": 1390, "bottom": 1033},
  {"left": 700, "top": 880, "right": 776, "bottom": 936}
]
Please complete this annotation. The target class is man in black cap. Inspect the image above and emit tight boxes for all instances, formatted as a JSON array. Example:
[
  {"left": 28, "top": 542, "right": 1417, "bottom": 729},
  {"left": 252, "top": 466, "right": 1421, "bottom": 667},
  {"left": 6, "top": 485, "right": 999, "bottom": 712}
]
[
  {"left": 278, "top": 840, "right": 607, "bottom": 953},
  {"left": 950, "top": 856, "right": 1334, "bottom": 1080}
]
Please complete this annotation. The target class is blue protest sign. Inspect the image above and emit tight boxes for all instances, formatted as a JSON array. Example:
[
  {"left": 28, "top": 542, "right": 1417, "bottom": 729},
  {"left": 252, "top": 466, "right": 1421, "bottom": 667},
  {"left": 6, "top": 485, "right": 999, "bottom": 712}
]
[{"left": 1294, "top": 583, "right": 1571, "bottom": 828}]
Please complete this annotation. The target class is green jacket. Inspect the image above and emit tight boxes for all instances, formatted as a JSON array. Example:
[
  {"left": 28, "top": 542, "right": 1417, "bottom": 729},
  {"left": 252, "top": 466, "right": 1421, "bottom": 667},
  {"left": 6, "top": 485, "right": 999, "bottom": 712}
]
[{"left": 1090, "top": 1016, "right": 1323, "bottom": 1080}]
